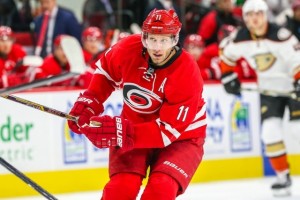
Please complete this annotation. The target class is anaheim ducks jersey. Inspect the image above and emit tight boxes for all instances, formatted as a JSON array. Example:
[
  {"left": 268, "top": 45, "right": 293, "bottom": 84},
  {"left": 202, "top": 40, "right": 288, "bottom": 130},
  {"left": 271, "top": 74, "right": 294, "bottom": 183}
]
[
  {"left": 220, "top": 23, "right": 300, "bottom": 92},
  {"left": 87, "top": 34, "right": 206, "bottom": 148}
]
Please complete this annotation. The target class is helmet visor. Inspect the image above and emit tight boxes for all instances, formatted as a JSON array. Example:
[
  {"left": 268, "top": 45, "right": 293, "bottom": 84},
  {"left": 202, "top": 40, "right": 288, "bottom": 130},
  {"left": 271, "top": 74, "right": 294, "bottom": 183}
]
[{"left": 142, "top": 34, "right": 178, "bottom": 50}]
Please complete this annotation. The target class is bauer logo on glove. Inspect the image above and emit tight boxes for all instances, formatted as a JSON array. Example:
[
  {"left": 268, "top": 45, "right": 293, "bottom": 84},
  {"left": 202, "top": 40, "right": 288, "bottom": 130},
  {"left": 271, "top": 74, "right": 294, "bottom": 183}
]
[
  {"left": 78, "top": 96, "right": 94, "bottom": 104},
  {"left": 116, "top": 117, "right": 124, "bottom": 147},
  {"left": 81, "top": 115, "right": 134, "bottom": 150}
]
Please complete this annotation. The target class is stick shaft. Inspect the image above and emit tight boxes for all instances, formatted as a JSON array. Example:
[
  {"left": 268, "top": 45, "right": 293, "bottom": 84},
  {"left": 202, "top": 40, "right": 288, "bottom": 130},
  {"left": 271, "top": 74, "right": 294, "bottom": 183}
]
[
  {"left": 0, "top": 94, "right": 77, "bottom": 122},
  {"left": 0, "top": 157, "right": 58, "bottom": 200},
  {"left": 242, "top": 88, "right": 295, "bottom": 98},
  {"left": 0, "top": 72, "right": 77, "bottom": 95}
]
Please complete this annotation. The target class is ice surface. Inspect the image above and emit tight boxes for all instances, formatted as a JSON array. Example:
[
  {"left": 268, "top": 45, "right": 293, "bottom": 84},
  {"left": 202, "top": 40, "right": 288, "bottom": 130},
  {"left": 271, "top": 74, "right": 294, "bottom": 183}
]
[{"left": 4, "top": 176, "right": 300, "bottom": 200}]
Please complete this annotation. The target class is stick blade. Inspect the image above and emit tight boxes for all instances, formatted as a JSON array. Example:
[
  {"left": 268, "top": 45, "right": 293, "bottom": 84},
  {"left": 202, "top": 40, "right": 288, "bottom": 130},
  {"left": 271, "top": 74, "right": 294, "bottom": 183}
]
[
  {"left": 61, "top": 36, "right": 85, "bottom": 74},
  {"left": 130, "top": 23, "right": 141, "bottom": 34},
  {"left": 23, "top": 55, "right": 43, "bottom": 67}
]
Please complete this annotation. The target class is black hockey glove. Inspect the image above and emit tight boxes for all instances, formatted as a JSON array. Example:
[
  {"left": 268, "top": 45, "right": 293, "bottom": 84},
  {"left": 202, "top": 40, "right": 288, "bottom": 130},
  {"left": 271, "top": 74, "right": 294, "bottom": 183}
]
[
  {"left": 293, "top": 79, "right": 300, "bottom": 99},
  {"left": 221, "top": 72, "right": 241, "bottom": 95}
]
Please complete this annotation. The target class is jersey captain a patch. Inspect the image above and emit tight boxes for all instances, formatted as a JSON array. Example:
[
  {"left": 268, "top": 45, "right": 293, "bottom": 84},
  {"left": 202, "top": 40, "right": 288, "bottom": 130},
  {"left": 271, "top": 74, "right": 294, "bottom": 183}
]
[{"left": 123, "top": 83, "right": 163, "bottom": 114}]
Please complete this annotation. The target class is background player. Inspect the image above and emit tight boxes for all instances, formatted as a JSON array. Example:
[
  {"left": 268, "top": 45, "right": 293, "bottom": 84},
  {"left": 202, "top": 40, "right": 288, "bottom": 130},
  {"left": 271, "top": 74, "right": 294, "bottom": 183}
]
[
  {"left": 219, "top": 0, "right": 300, "bottom": 196},
  {"left": 0, "top": 25, "right": 28, "bottom": 88},
  {"left": 68, "top": 8, "right": 207, "bottom": 200}
]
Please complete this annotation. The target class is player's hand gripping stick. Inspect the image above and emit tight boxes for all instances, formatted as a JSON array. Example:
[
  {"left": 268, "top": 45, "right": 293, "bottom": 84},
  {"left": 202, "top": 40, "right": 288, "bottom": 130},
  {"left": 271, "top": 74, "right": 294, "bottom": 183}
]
[{"left": 80, "top": 116, "right": 134, "bottom": 150}]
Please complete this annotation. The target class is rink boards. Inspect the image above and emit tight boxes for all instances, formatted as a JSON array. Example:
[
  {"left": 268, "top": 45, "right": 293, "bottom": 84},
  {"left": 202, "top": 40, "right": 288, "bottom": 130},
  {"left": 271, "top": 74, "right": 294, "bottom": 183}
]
[{"left": 0, "top": 83, "right": 299, "bottom": 198}]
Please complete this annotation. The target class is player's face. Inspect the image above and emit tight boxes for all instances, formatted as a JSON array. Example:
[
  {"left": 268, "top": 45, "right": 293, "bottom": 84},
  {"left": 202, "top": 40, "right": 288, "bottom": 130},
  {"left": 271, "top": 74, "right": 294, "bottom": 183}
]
[
  {"left": 0, "top": 39, "right": 13, "bottom": 55},
  {"left": 146, "top": 34, "right": 176, "bottom": 66},
  {"left": 145, "top": 34, "right": 176, "bottom": 51},
  {"left": 244, "top": 11, "right": 267, "bottom": 35},
  {"left": 186, "top": 45, "right": 203, "bottom": 61},
  {"left": 54, "top": 45, "right": 68, "bottom": 64},
  {"left": 83, "top": 39, "right": 103, "bottom": 55}
]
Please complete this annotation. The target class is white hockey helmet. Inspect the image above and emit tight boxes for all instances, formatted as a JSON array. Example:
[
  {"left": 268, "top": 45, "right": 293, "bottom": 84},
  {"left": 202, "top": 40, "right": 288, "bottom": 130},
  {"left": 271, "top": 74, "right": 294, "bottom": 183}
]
[{"left": 242, "top": 0, "right": 268, "bottom": 18}]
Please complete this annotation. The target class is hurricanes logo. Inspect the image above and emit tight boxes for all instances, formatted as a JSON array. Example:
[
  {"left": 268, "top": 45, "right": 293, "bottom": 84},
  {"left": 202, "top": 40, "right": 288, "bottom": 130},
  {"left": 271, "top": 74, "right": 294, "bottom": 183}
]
[
  {"left": 254, "top": 53, "right": 276, "bottom": 72},
  {"left": 123, "top": 83, "right": 163, "bottom": 114}
]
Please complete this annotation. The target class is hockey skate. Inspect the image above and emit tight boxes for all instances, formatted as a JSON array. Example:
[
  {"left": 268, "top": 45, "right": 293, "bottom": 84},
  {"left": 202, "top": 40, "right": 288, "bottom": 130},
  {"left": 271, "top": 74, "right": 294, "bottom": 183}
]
[{"left": 271, "top": 173, "right": 292, "bottom": 197}]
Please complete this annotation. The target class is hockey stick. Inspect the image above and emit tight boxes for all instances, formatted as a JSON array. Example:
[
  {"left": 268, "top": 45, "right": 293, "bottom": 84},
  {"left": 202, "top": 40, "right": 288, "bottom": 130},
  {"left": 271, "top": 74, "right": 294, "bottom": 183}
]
[
  {"left": 22, "top": 55, "right": 44, "bottom": 67},
  {"left": 10, "top": 55, "right": 44, "bottom": 74},
  {"left": 110, "top": 29, "right": 120, "bottom": 46},
  {"left": 0, "top": 157, "right": 58, "bottom": 200},
  {"left": 0, "top": 93, "right": 78, "bottom": 122},
  {"left": 242, "top": 87, "right": 298, "bottom": 99},
  {"left": 0, "top": 36, "right": 85, "bottom": 95},
  {"left": 130, "top": 23, "right": 142, "bottom": 34},
  {"left": 0, "top": 72, "right": 77, "bottom": 95},
  {"left": 0, "top": 37, "right": 85, "bottom": 95},
  {"left": 61, "top": 36, "right": 85, "bottom": 73}
]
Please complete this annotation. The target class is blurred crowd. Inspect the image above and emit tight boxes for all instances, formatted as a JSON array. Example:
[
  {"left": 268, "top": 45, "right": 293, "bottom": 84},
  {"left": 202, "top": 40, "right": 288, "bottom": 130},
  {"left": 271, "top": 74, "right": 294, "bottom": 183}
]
[{"left": 0, "top": 0, "right": 299, "bottom": 90}]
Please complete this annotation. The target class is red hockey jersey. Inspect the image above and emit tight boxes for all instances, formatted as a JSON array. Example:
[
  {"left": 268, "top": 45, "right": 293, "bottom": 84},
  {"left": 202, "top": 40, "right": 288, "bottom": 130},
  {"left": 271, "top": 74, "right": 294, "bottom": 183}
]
[
  {"left": 0, "top": 44, "right": 26, "bottom": 73},
  {"left": 88, "top": 34, "right": 206, "bottom": 148},
  {"left": 34, "top": 54, "right": 70, "bottom": 79}
]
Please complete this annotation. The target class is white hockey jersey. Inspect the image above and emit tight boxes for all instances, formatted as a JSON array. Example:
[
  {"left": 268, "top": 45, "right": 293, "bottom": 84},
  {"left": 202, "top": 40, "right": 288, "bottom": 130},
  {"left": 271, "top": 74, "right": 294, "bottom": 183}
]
[{"left": 220, "top": 23, "right": 300, "bottom": 92}]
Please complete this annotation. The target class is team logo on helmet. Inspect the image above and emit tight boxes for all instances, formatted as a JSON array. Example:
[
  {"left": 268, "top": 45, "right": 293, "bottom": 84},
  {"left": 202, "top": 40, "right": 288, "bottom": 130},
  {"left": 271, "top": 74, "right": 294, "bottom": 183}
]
[{"left": 123, "top": 83, "right": 162, "bottom": 114}]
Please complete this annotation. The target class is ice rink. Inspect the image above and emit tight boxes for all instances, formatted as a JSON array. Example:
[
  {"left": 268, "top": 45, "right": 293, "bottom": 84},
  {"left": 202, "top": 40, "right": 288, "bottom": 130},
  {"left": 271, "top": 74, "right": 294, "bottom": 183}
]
[{"left": 6, "top": 176, "right": 300, "bottom": 200}]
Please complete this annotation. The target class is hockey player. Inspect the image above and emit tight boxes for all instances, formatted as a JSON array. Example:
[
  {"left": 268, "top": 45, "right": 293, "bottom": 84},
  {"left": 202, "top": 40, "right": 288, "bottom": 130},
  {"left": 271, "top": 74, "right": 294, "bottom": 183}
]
[
  {"left": 82, "top": 26, "right": 105, "bottom": 65},
  {"left": 68, "top": 9, "right": 206, "bottom": 200},
  {"left": 184, "top": 27, "right": 255, "bottom": 81},
  {"left": 33, "top": 34, "right": 72, "bottom": 86},
  {"left": 78, "top": 26, "right": 106, "bottom": 88},
  {"left": 0, "top": 26, "right": 28, "bottom": 88},
  {"left": 183, "top": 34, "right": 216, "bottom": 80},
  {"left": 220, "top": 0, "right": 300, "bottom": 196}
]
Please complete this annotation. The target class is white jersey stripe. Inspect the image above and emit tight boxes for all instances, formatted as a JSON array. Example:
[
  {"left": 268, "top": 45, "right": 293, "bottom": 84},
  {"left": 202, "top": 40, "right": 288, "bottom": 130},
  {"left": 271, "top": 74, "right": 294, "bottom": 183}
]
[
  {"left": 156, "top": 118, "right": 181, "bottom": 140},
  {"left": 95, "top": 60, "right": 123, "bottom": 87},
  {"left": 164, "top": 122, "right": 181, "bottom": 139},
  {"left": 193, "top": 104, "right": 206, "bottom": 122},
  {"left": 185, "top": 119, "right": 207, "bottom": 132},
  {"left": 155, "top": 106, "right": 206, "bottom": 146},
  {"left": 161, "top": 132, "right": 172, "bottom": 146}
]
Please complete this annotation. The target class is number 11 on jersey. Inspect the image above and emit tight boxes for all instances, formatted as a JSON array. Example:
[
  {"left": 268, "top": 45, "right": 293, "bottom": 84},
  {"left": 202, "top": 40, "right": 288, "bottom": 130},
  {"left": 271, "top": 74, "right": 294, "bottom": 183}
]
[{"left": 177, "top": 106, "right": 189, "bottom": 122}]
